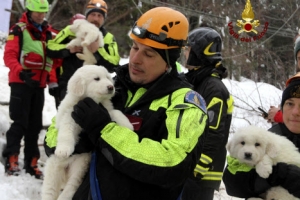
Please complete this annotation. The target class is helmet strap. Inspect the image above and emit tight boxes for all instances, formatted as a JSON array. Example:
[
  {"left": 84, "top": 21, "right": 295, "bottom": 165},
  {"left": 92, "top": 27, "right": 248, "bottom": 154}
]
[
  {"left": 165, "top": 49, "right": 170, "bottom": 66},
  {"left": 165, "top": 49, "right": 172, "bottom": 73}
]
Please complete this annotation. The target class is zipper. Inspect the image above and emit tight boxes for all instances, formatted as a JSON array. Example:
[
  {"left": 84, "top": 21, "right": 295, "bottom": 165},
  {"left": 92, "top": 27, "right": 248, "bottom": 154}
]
[{"left": 176, "top": 110, "right": 184, "bottom": 138}]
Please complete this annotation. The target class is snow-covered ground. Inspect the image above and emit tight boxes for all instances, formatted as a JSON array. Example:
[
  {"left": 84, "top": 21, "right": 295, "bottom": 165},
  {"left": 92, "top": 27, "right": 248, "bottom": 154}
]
[{"left": 0, "top": 47, "right": 282, "bottom": 199}]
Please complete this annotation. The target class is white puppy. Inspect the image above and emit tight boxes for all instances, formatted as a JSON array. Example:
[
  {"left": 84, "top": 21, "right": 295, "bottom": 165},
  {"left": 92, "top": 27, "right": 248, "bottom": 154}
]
[
  {"left": 226, "top": 125, "right": 300, "bottom": 200},
  {"left": 42, "top": 65, "right": 133, "bottom": 200},
  {"left": 66, "top": 19, "right": 104, "bottom": 65}
]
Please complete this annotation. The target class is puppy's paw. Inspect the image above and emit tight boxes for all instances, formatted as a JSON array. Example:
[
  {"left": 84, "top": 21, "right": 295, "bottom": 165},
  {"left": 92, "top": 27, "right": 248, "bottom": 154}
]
[
  {"left": 76, "top": 53, "right": 85, "bottom": 61},
  {"left": 256, "top": 162, "right": 272, "bottom": 178},
  {"left": 81, "top": 41, "right": 89, "bottom": 47},
  {"left": 66, "top": 43, "right": 73, "bottom": 49},
  {"left": 109, "top": 110, "right": 134, "bottom": 130},
  {"left": 256, "top": 155, "right": 273, "bottom": 178},
  {"left": 54, "top": 145, "right": 74, "bottom": 158}
]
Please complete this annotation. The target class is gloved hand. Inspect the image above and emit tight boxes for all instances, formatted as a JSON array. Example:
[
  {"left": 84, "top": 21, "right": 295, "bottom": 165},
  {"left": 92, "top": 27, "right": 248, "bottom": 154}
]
[
  {"left": 73, "top": 131, "right": 94, "bottom": 154},
  {"left": 71, "top": 97, "right": 112, "bottom": 144},
  {"left": 49, "top": 86, "right": 60, "bottom": 98},
  {"left": 19, "top": 70, "right": 40, "bottom": 87},
  {"left": 267, "top": 162, "right": 288, "bottom": 186},
  {"left": 267, "top": 162, "right": 300, "bottom": 198}
]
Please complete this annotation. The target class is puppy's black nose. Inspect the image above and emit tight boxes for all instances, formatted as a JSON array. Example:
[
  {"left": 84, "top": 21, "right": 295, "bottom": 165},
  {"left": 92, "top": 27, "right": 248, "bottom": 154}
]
[
  {"left": 107, "top": 85, "right": 114, "bottom": 92},
  {"left": 244, "top": 152, "right": 252, "bottom": 159}
]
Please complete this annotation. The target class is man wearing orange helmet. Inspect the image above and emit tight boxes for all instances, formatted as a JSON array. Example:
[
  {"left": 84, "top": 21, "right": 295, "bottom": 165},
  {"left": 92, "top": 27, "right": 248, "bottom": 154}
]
[
  {"left": 44, "top": 7, "right": 208, "bottom": 200},
  {"left": 46, "top": 0, "right": 120, "bottom": 101}
]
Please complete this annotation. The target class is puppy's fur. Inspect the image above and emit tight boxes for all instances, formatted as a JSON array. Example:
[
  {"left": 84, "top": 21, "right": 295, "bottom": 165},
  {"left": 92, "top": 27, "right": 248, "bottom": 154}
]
[
  {"left": 66, "top": 19, "right": 104, "bottom": 65},
  {"left": 227, "top": 125, "right": 300, "bottom": 200},
  {"left": 42, "top": 65, "right": 133, "bottom": 200}
]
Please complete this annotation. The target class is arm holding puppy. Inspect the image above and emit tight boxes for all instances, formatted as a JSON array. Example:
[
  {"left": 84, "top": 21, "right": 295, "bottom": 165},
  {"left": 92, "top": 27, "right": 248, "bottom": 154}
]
[{"left": 223, "top": 158, "right": 300, "bottom": 198}]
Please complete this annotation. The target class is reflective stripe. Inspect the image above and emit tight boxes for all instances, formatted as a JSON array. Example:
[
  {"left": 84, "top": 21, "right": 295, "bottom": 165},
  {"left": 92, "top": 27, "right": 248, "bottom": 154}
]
[
  {"left": 207, "top": 97, "right": 223, "bottom": 130},
  {"left": 200, "top": 154, "right": 212, "bottom": 165},
  {"left": 194, "top": 164, "right": 209, "bottom": 175},
  {"left": 202, "top": 171, "right": 223, "bottom": 181},
  {"left": 18, "top": 22, "right": 53, "bottom": 72},
  {"left": 227, "top": 95, "right": 234, "bottom": 114}
]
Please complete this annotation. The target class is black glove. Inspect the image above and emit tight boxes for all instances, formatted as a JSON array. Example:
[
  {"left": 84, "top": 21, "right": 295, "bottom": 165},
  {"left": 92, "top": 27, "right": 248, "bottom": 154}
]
[
  {"left": 267, "top": 162, "right": 300, "bottom": 198},
  {"left": 71, "top": 97, "right": 112, "bottom": 144},
  {"left": 73, "top": 131, "right": 94, "bottom": 154},
  {"left": 19, "top": 70, "right": 40, "bottom": 88},
  {"left": 49, "top": 86, "right": 60, "bottom": 98}
]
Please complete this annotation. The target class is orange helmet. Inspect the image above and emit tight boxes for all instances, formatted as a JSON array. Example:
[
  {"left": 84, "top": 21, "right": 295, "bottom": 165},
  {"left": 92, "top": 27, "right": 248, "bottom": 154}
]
[
  {"left": 85, "top": 0, "right": 108, "bottom": 18},
  {"left": 130, "top": 7, "right": 188, "bottom": 49},
  {"left": 286, "top": 72, "right": 300, "bottom": 86}
]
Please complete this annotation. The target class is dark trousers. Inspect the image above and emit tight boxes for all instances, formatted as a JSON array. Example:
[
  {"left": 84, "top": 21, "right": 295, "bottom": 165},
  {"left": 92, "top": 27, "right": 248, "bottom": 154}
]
[
  {"left": 2, "top": 83, "right": 44, "bottom": 161},
  {"left": 181, "top": 178, "right": 215, "bottom": 200}
]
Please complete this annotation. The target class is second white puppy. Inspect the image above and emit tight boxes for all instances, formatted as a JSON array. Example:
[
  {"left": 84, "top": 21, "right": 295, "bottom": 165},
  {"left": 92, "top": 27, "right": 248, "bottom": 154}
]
[
  {"left": 67, "top": 19, "right": 104, "bottom": 65},
  {"left": 227, "top": 125, "right": 300, "bottom": 200},
  {"left": 42, "top": 65, "right": 133, "bottom": 200}
]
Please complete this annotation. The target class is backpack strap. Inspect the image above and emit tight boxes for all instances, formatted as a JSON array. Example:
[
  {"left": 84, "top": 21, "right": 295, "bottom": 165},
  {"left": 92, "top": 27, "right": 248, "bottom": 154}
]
[{"left": 89, "top": 152, "right": 102, "bottom": 200}]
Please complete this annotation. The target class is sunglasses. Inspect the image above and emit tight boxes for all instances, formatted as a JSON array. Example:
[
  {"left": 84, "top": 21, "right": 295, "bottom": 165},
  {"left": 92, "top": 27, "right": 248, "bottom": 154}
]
[{"left": 131, "top": 22, "right": 186, "bottom": 47}]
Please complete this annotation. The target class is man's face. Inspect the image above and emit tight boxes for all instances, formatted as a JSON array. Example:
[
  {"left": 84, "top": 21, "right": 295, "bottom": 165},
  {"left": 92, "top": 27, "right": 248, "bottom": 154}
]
[
  {"left": 86, "top": 12, "right": 104, "bottom": 28},
  {"left": 283, "top": 97, "right": 300, "bottom": 134},
  {"left": 30, "top": 12, "right": 46, "bottom": 25},
  {"left": 183, "top": 46, "right": 194, "bottom": 69},
  {"left": 128, "top": 40, "right": 168, "bottom": 85},
  {"left": 296, "top": 51, "right": 300, "bottom": 72}
]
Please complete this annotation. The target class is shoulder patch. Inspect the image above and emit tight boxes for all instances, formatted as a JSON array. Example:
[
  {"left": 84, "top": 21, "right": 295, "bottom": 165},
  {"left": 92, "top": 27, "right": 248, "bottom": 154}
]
[{"left": 185, "top": 91, "right": 207, "bottom": 113}]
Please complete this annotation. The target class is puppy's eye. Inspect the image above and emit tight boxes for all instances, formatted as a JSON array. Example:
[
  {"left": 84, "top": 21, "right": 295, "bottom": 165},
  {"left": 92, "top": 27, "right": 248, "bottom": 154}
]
[
  {"left": 255, "top": 143, "right": 260, "bottom": 147},
  {"left": 241, "top": 141, "right": 245, "bottom": 145},
  {"left": 94, "top": 77, "right": 100, "bottom": 81}
]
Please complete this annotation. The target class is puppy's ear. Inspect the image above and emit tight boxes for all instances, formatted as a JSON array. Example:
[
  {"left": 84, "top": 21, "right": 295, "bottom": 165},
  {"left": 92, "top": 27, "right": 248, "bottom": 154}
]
[
  {"left": 266, "top": 142, "right": 278, "bottom": 158},
  {"left": 67, "top": 74, "right": 85, "bottom": 97},
  {"left": 98, "top": 33, "right": 104, "bottom": 48},
  {"left": 226, "top": 139, "right": 232, "bottom": 154}
]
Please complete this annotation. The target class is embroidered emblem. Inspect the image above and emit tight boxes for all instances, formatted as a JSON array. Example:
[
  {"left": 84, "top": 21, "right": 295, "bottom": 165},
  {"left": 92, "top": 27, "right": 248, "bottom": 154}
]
[
  {"left": 185, "top": 91, "right": 207, "bottom": 113},
  {"left": 132, "top": 110, "right": 141, "bottom": 116}
]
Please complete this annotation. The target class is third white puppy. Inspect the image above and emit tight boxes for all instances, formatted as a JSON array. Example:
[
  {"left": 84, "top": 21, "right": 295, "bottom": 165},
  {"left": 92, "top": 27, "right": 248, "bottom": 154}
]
[
  {"left": 42, "top": 65, "right": 133, "bottom": 200},
  {"left": 67, "top": 19, "right": 104, "bottom": 65},
  {"left": 227, "top": 125, "right": 300, "bottom": 200}
]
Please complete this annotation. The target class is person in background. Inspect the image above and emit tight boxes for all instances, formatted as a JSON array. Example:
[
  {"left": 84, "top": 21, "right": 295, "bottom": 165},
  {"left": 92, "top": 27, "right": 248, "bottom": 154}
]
[
  {"left": 1, "top": 0, "right": 54, "bottom": 179},
  {"left": 223, "top": 73, "right": 300, "bottom": 199},
  {"left": 264, "top": 36, "right": 300, "bottom": 124},
  {"left": 48, "top": 13, "right": 86, "bottom": 109},
  {"left": 181, "top": 27, "right": 233, "bottom": 200},
  {"left": 46, "top": 0, "right": 120, "bottom": 101},
  {"left": 44, "top": 7, "right": 208, "bottom": 200}
]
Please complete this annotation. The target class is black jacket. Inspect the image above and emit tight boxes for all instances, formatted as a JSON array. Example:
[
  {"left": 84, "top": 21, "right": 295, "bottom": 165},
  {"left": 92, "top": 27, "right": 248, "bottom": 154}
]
[{"left": 183, "top": 66, "right": 233, "bottom": 190}]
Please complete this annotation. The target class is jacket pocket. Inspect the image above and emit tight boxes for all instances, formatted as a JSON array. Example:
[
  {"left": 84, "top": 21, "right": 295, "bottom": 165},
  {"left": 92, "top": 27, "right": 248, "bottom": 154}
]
[
  {"left": 23, "top": 52, "right": 43, "bottom": 69},
  {"left": 9, "top": 95, "right": 22, "bottom": 120}
]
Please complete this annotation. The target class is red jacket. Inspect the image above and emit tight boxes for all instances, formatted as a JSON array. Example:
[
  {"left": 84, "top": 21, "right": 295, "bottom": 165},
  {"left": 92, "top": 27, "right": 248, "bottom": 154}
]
[
  {"left": 4, "top": 12, "right": 54, "bottom": 88},
  {"left": 274, "top": 110, "right": 283, "bottom": 123}
]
